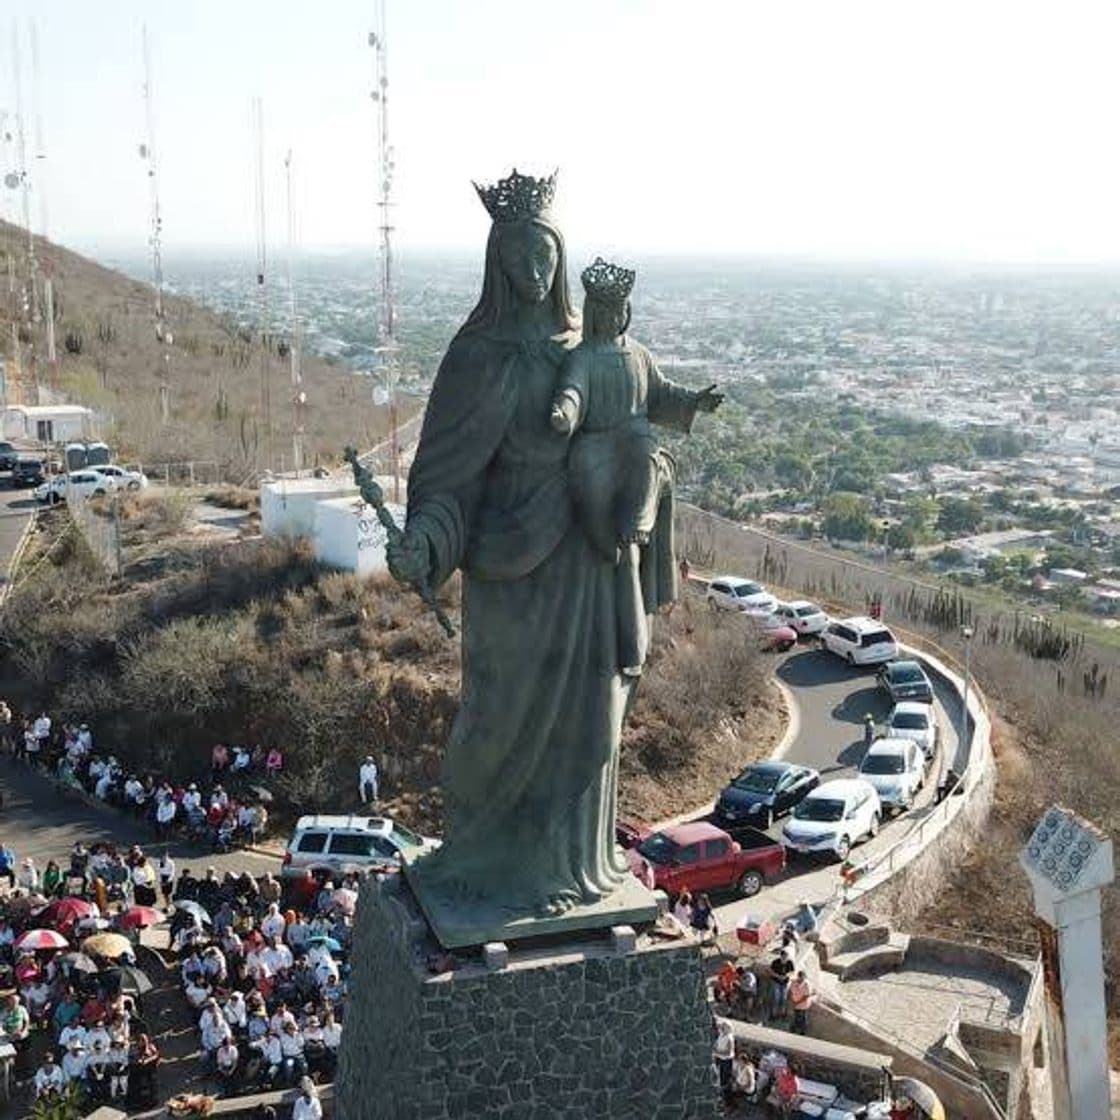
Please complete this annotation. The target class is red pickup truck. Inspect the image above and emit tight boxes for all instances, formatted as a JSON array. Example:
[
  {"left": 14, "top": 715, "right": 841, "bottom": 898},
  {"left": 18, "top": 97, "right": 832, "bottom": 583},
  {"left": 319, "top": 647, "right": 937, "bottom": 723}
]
[{"left": 625, "top": 820, "right": 785, "bottom": 898}]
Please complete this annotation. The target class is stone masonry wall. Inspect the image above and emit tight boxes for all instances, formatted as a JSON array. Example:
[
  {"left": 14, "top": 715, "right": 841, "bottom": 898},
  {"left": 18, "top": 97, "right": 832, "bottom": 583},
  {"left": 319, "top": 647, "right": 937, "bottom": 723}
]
[{"left": 336, "top": 877, "right": 721, "bottom": 1120}]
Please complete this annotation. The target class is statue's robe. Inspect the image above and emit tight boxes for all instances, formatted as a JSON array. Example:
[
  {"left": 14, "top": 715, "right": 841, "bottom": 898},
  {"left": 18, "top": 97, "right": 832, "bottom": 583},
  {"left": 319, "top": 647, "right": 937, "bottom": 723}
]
[{"left": 405, "top": 327, "right": 700, "bottom": 909}]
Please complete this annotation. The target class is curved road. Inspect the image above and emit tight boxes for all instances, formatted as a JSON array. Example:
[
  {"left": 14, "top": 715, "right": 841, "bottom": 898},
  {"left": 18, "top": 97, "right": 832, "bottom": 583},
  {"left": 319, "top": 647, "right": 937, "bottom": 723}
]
[{"left": 0, "top": 485, "right": 34, "bottom": 600}]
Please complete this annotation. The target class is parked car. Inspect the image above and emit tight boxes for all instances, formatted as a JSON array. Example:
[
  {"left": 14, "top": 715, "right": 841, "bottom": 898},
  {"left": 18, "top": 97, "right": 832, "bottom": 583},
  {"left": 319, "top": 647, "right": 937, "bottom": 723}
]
[
  {"left": 819, "top": 616, "right": 899, "bottom": 666},
  {"left": 10, "top": 457, "right": 45, "bottom": 488},
  {"left": 615, "top": 819, "right": 647, "bottom": 850},
  {"left": 0, "top": 441, "right": 18, "bottom": 472},
  {"left": 715, "top": 760, "right": 820, "bottom": 830},
  {"left": 281, "top": 813, "right": 440, "bottom": 880},
  {"left": 89, "top": 463, "right": 149, "bottom": 491},
  {"left": 774, "top": 599, "right": 829, "bottom": 637},
  {"left": 781, "top": 778, "right": 882, "bottom": 861},
  {"left": 877, "top": 659, "right": 934, "bottom": 703},
  {"left": 34, "top": 470, "right": 111, "bottom": 505},
  {"left": 706, "top": 575, "right": 777, "bottom": 615},
  {"left": 750, "top": 613, "right": 799, "bottom": 653},
  {"left": 627, "top": 820, "right": 785, "bottom": 898},
  {"left": 858, "top": 738, "right": 926, "bottom": 814},
  {"left": 885, "top": 701, "right": 940, "bottom": 760}
]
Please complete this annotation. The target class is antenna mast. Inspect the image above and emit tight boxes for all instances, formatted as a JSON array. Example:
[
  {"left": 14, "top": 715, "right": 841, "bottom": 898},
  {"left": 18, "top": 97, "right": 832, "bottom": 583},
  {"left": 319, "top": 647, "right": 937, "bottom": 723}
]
[
  {"left": 369, "top": 2, "right": 400, "bottom": 503},
  {"left": 10, "top": 23, "right": 38, "bottom": 403},
  {"left": 29, "top": 17, "right": 56, "bottom": 376},
  {"left": 284, "top": 149, "right": 304, "bottom": 474},
  {"left": 252, "top": 96, "right": 273, "bottom": 472},
  {"left": 141, "top": 25, "right": 170, "bottom": 423}
]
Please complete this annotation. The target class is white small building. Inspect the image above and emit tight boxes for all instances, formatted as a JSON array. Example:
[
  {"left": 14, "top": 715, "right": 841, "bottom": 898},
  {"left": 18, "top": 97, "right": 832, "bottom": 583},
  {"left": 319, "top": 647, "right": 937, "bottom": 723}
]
[
  {"left": 260, "top": 476, "right": 359, "bottom": 540},
  {"left": 2, "top": 404, "right": 94, "bottom": 443},
  {"left": 313, "top": 496, "right": 405, "bottom": 577}
]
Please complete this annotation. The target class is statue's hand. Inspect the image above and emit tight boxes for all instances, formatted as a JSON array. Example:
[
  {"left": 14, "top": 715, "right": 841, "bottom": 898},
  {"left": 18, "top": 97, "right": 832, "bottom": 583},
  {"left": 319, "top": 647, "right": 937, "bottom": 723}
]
[
  {"left": 550, "top": 403, "right": 573, "bottom": 434},
  {"left": 386, "top": 529, "right": 431, "bottom": 587},
  {"left": 695, "top": 384, "right": 724, "bottom": 413}
]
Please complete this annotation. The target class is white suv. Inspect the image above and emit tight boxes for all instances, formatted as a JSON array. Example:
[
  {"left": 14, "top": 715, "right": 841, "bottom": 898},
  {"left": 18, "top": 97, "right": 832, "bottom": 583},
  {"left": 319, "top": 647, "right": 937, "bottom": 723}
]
[
  {"left": 706, "top": 576, "right": 777, "bottom": 614},
  {"left": 885, "top": 701, "right": 940, "bottom": 760},
  {"left": 820, "top": 617, "right": 899, "bottom": 666},
  {"left": 858, "top": 738, "right": 926, "bottom": 814},
  {"left": 781, "top": 778, "right": 882, "bottom": 861},
  {"left": 281, "top": 814, "right": 440, "bottom": 880}
]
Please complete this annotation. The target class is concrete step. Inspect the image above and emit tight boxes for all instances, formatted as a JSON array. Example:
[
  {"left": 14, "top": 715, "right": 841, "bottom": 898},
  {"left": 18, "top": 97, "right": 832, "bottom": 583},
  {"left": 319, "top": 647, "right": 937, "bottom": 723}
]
[{"left": 823, "top": 932, "right": 910, "bottom": 980}]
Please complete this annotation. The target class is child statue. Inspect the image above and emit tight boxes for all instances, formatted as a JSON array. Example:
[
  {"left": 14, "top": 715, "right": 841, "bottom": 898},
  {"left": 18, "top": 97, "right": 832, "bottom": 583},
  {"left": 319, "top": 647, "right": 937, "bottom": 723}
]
[{"left": 551, "top": 257, "right": 722, "bottom": 674}]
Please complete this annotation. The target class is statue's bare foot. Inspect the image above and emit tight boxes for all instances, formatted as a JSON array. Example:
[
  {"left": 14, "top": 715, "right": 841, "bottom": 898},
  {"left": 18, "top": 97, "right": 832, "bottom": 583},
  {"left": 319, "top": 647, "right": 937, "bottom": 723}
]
[{"left": 538, "top": 891, "right": 580, "bottom": 917}]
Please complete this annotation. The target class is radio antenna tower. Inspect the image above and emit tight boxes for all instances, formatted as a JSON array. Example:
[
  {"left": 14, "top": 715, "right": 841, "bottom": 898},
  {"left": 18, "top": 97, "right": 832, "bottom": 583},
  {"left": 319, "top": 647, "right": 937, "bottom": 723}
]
[
  {"left": 369, "top": 2, "right": 400, "bottom": 502},
  {"left": 10, "top": 22, "right": 38, "bottom": 405},
  {"left": 141, "top": 25, "right": 171, "bottom": 423},
  {"left": 284, "top": 148, "right": 304, "bottom": 474},
  {"left": 29, "top": 18, "right": 56, "bottom": 376},
  {"left": 252, "top": 96, "right": 273, "bottom": 472}
]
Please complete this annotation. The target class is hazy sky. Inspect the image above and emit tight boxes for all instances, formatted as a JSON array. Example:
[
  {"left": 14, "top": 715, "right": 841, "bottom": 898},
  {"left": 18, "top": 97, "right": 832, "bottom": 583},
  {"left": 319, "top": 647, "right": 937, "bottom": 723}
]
[{"left": 4, "top": 0, "right": 1120, "bottom": 263}]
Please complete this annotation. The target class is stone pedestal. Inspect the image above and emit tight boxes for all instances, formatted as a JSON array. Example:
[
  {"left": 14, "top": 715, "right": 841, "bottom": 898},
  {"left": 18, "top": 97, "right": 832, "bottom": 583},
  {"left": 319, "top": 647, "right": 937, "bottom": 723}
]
[{"left": 336, "top": 876, "right": 720, "bottom": 1120}]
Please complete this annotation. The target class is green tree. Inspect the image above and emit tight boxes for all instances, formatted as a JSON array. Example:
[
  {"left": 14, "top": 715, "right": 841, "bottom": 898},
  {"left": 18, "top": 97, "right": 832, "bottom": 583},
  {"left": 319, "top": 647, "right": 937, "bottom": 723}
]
[
  {"left": 936, "top": 497, "right": 985, "bottom": 537},
  {"left": 822, "top": 492, "right": 873, "bottom": 541}
]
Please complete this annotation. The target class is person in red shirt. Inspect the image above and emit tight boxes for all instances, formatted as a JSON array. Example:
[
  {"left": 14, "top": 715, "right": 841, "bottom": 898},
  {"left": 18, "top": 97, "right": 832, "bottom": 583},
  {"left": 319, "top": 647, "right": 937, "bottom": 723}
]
[{"left": 772, "top": 1064, "right": 800, "bottom": 1116}]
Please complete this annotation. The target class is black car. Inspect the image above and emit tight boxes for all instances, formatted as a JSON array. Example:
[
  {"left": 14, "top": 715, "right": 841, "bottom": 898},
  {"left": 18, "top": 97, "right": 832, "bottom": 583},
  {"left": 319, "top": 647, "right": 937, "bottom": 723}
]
[
  {"left": 10, "top": 457, "right": 45, "bottom": 488},
  {"left": 0, "top": 441, "right": 17, "bottom": 472},
  {"left": 715, "top": 760, "right": 820, "bottom": 830},
  {"left": 877, "top": 659, "right": 934, "bottom": 703}
]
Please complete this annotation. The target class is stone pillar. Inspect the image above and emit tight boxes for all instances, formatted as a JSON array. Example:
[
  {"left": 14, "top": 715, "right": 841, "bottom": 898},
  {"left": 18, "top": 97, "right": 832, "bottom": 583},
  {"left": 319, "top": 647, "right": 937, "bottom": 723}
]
[
  {"left": 336, "top": 876, "right": 720, "bottom": 1120},
  {"left": 1019, "top": 805, "right": 1114, "bottom": 1120}
]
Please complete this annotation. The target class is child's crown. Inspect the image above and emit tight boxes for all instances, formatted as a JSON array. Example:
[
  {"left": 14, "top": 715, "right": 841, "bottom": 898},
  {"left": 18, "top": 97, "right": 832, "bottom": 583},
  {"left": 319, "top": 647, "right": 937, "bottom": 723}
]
[
  {"left": 581, "top": 257, "right": 635, "bottom": 304},
  {"left": 473, "top": 168, "right": 557, "bottom": 223}
]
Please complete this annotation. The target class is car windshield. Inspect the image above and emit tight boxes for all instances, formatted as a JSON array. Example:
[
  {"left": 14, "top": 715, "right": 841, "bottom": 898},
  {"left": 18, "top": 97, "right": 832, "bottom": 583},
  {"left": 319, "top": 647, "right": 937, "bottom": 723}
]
[
  {"left": 636, "top": 833, "right": 678, "bottom": 865},
  {"left": 890, "top": 665, "right": 925, "bottom": 683},
  {"left": 793, "top": 797, "right": 845, "bottom": 823},
  {"left": 862, "top": 755, "right": 905, "bottom": 775},
  {"left": 891, "top": 712, "right": 929, "bottom": 730},
  {"left": 796, "top": 605, "right": 820, "bottom": 617},
  {"left": 389, "top": 824, "right": 423, "bottom": 849},
  {"left": 733, "top": 768, "right": 781, "bottom": 793},
  {"left": 735, "top": 582, "right": 764, "bottom": 597}
]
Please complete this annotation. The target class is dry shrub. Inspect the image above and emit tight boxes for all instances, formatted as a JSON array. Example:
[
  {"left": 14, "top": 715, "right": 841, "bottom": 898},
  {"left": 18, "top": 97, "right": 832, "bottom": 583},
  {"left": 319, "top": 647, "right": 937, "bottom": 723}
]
[
  {"left": 119, "top": 490, "right": 194, "bottom": 539},
  {"left": 203, "top": 487, "right": 259, "bottom": 512}
]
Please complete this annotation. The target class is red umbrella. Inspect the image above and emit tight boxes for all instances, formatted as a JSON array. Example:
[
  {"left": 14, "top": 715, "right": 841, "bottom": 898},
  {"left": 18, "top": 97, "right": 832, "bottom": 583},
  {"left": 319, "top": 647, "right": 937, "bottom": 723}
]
[
  {"left": 118, "top": 906, "right": 163, "bottom": 931},
  {"left": 39, "top": 898, "right": 97, "bottom": 934},
  {"left": 14, "top": 928, "right": 69, "bottom": 951}
]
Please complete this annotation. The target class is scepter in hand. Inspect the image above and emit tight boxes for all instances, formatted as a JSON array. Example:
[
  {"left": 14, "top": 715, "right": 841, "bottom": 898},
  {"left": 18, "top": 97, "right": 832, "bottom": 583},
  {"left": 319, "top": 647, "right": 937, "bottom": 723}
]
[{"left": 344, "top": 447, "right": 455, "bottom": 638}]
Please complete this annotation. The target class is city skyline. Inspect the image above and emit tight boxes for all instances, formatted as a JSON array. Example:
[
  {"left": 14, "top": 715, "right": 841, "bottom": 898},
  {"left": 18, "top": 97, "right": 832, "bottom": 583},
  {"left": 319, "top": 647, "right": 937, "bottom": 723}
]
[{"left": 4, "top": 0, "right": 1120, "bottom": 263}]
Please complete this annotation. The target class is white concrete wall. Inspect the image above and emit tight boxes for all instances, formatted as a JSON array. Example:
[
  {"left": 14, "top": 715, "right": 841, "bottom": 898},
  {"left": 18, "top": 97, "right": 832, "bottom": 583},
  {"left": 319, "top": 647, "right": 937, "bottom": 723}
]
[
  {"left": 260, "top": 478, "right": 359, "bottom": 540},
  {"left": 312, "top": 496, "right": 405, "bottom": 577}
]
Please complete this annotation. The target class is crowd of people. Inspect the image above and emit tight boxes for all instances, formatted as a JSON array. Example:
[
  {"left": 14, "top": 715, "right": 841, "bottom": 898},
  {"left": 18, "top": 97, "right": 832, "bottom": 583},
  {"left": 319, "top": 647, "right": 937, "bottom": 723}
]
[
  {"left": 171, "top": 866, "right": 351, "bottom": 1095},
  {"left": 2, "top": 706, "right": 275, "bottom": 854}
]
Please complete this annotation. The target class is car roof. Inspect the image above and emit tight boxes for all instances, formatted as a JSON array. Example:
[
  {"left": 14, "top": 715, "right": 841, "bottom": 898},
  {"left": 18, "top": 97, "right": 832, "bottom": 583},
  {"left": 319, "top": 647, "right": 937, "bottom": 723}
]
[
  {"left": 891, "top": 701, "right": 931, "bottom": 715},
  {"left": 783, "top": 599, "right": 819, "bottom": 610},
  {"left": 806, "top": 778, "right": 873, "bottom": 800},
  {"left": 712, "top": 575, "right": 757, "bottom": 586},
  {"left": 294, "top": 814, "right": 393, "bottom": 835},
  {"left": 746, "top": 760, "right": 795, "bottom": 776},
  {"left": 837, "top": 616, "right": 893, "bottom": 633},
  {"left": 885, "top": 660, "right": 925, "bottom": 674},
  {"left": 661, "top": 821, "right": 729, "bottom": 845},
  {"left": 863, "top": 738, "right": 915, "bottom": 757}
]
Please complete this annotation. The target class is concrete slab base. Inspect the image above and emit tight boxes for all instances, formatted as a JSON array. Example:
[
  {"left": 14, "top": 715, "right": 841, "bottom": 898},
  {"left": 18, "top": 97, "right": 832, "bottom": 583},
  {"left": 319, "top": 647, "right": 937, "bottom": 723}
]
[{"left": 335, "top": 875, "right": 720, "bottom": 1120}]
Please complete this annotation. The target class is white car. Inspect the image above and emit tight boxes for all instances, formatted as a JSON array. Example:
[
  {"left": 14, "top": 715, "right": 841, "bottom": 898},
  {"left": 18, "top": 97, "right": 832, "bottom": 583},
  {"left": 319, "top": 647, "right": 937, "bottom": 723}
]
[
  {"left": 858, "top": 738, "right": 926, "bottom": 814},
  {"left": 706, "top": 575, "right": 777, "bottom": 614},
  {"left": 819, "top": 617, "right": 899, "bottom": 666},
  {"left": 781, "top": 778, "right": 882, "bottom": 861},
  {"left": 775, "top": 599, "right": 829, "bottom": 636},
  {"left": 885, "top": 701, "right": 940, "bottom": 760},
  {"left": 34, "top": 470, "right": 112, "bottom": 505},
  {"left": 281, "top": 813, "right": 440, "bottom": 880},
  {"left": 89, "top": 464, "right": 149, "bottom": 491}
]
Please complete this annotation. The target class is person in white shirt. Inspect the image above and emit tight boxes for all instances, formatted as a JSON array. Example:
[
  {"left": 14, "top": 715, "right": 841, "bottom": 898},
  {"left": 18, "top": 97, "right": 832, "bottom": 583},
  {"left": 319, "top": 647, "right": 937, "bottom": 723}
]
[
  {"left": 260, "top": 904, "right": 286, "bottom": 942},
  {"left": 292, "top": 1078, "right": 322, "bottom": 1120},
  {"left": 158, "top": 853, "right": 176, "bottom": 905},
  {"left": 210, "top": 786, "right": 229, "bottom": 811},
  {"left": 77, "top": 724, "right": 93, "bottom": 752},
  {"left": 286, "top": 916, "right": 310, "bottom": 951},
  {"left": 199, "top": 1001, "right": 231, "bottom": 1057},
  {"left": 85, "top": 1039, "right": 111, "bottom": 1096},
  {"left": 34, "top": 1052, "right": 65, "bottom": 1098},
  {"left": 358, "top": 756, "right": 379, "bottom": 804},
  {"left": 124, "top": 776, "right": 144, "bottom": 805},
  {"left": 268, "top": 1004, "right": 296, "bottom": 1036},
  {"left": 262, "top": 938, "right": 293, "bottom": 974},
  {"left": 184, "top": 978, "right": 212, "bottom": 1011},
  {"left": 17, "top": 858, "right": 39, "bottom": 892},
  {"left": 181, "top": 784, "right": 202, "bottom": 814},
  {"left": 107, "top": 1038, "right": 130, "bottom": 1100},
  {"left": 86, "top": 1023, "right": 112, "bottom": 1053},
  {"left": 95, "top": 772, "right": 114, "bottom": 801},
  {"left": 33, "top": 712, "right": 51, "bottom": 748},
  {"left": 278, "top": 1021, "right": 306, "bottom": 1082},
  {"left": 58, "top": 1021, "right": 87, "bottom": 1050},
  {"left": 252, "top": 1031, "right": 283, "bottom": 1084},
  {"left": 223, "top": 991, "right": 248, "bottom": 1032},
  {"left": 215, "top": 1036, "right": 239, "bottom": 1089},
  {"left": 61, "top": 1041, "right": 87, "bottom": 1083},
  {"left": 156, "top": 796, "right": 177, "bottom": 838}
]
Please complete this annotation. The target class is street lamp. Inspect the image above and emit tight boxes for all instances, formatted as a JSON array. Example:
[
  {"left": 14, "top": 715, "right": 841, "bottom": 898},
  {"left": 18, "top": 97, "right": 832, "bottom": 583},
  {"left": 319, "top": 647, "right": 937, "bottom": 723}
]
[{"left": 956, "top": 625, "right": 974, "bottom": 781}]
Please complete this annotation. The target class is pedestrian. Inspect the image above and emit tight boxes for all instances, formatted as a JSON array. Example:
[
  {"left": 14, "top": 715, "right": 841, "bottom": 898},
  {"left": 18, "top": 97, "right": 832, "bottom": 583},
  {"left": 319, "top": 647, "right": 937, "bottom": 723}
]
[
  {"left": 0, "top": 842, "right": 16, "bottom": 889},
  {"left": 265, "top": 748, "right": 284, "bottom": 775},
  {"left": 690, "top": 892, "right": 718, "bottom": 944},
  {"left": 3, "top": 992, "right": 31, "bottom": 1080},
  {"left": 736, "top": 965, "right": 758, "bottom": 1016},
  {"left": 863, "top": 713, "right": 876, "bottom": 747},
  {"left": 158, "top": 851, "right": 176, "bottom": 905},
  {"left": 292, "top": 1077, "right": 322, "bottom": 1120},
  {"left": 358, "top": 756, "right": 379, "bottom": 805},
  {"left": 679, "top": 556, "right": 690, "bottom": 583},
  {"left": 33, "top": 710, "right": 52, "bottom": 756},
  {"left": 713, "top": 1019, "right": 735, "bottom": 1101},
  {"left": 17, "top": 857, "right": 39, "bottom": 893},
  {"left": 672, "top": 889, "right": 694, "bottom": 929},
  {"left": 0, "top": 700, "right": 11, "bottom": 754},
  {"left": 789, "top": 970, "right": 814, "bottom": 1034},
  {"left": 768, "top": 949, "right": 794, "bottom": 1020},
  {"left": 211, "top": 743, "right": 230, "bottom": 781},
  {"left": 34, "top": 1051, "right": 65, "bottom": 1100}
]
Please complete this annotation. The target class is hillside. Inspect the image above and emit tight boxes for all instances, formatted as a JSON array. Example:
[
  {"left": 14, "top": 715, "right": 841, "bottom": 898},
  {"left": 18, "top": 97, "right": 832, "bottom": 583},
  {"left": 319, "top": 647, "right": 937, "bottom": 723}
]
[{"left": 0, "top": 219, "right": 405, "bottom": 472}]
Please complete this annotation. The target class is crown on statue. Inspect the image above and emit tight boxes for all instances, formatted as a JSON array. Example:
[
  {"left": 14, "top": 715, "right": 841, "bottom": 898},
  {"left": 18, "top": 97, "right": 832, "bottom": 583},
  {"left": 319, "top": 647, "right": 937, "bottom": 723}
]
[
  {"left": 581, "top": 257, "right": 636, "bottom": 305},
  {"left": 473, "top": 168, "right": 557, "bottom": 223}
]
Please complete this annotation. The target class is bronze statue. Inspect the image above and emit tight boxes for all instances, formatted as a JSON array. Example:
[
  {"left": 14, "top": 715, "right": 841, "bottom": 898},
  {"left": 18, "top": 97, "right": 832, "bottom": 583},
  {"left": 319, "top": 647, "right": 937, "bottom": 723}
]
[{"left": 384, "top": 170, "right": 721, "bottom": 945}]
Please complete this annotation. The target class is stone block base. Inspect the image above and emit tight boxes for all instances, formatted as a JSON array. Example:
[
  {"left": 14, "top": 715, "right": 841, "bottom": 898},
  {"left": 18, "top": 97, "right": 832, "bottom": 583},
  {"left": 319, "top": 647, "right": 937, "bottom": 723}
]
[{"left": 336, "top": 876, "right": 720, "bottom": 1120}]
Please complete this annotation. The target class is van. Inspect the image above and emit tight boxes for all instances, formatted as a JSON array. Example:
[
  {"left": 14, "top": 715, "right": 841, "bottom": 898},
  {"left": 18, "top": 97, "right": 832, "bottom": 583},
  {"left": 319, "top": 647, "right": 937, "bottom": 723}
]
[
  {"left": 280, "top": 813, "right": 440, "bottom": 880},
  {"left": 819, "top": 616, "right": 899, "bottom": 666}
]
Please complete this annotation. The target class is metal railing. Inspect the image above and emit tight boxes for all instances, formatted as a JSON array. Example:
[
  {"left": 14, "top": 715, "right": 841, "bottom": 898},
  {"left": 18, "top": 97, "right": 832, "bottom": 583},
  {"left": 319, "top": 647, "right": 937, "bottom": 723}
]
[
  {"left": 121, "top": 460, "right": 223, "bottom": 488},
  {"left": 68, "top": 495, "right": 121, "bottom": 576}
]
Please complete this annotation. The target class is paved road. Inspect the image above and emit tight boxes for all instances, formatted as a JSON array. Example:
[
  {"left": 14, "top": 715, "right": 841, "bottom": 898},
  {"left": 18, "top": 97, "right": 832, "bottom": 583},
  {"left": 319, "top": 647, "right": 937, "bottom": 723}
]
[
  {"left": 0, "top": 761, "right": 280, "bottom": 879},
  {"left": 0, "top": 483, "right": 35, "bottom": 596}
]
